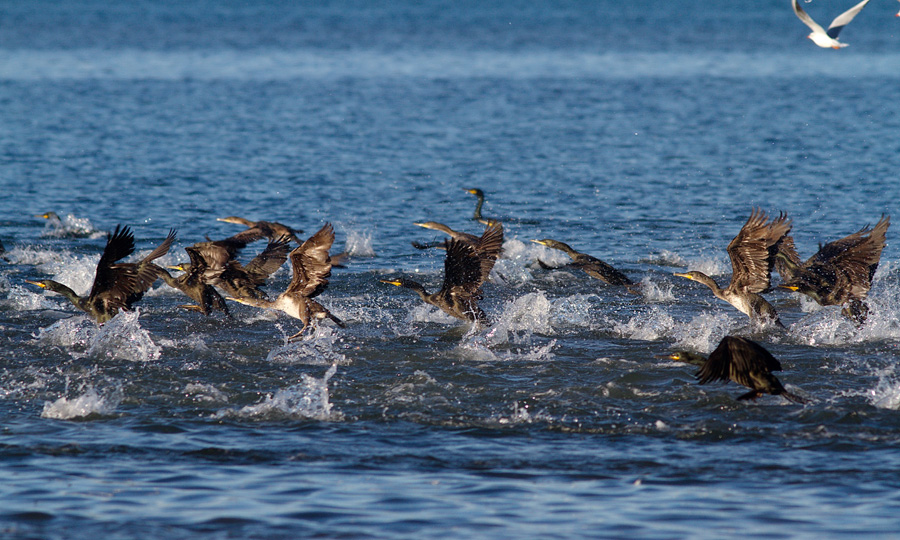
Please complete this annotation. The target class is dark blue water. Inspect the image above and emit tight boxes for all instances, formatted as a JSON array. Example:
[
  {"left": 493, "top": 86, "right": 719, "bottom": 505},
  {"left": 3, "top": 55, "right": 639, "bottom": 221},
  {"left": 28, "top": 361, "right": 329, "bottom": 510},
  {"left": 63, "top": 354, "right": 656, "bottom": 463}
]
[{"left": 3, "top": 1, "right": 900, "bottom": 538}]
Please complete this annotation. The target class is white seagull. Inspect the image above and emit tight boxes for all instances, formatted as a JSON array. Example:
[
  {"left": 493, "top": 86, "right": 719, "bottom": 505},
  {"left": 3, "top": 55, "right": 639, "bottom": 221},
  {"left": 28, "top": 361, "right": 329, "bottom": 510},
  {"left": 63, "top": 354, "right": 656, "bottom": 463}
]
[{"left": 791, "top": 0, "right": 871, "bottom": 49}]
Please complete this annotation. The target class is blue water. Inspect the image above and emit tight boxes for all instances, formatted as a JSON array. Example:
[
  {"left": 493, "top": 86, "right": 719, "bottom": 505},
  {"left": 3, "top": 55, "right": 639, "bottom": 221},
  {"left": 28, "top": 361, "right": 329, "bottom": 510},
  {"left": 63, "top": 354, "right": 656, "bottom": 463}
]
[{"left": 3, "top": 1, "right": 900, "bottom": 538}]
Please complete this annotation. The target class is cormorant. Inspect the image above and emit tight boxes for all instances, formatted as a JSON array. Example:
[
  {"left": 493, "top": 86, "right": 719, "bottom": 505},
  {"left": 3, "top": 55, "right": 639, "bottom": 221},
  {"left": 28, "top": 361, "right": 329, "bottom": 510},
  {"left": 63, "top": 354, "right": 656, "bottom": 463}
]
[
  {"left": 25, "top": 226, "right": 176, "bottom": 323},
  {"left": 667, "top": 336, "right": 807, "bottom": 404},
  {"left": 411, "top": 221, "right": 480, "bottom": 250},
  {"left": 674, "top": 209, "right": 791, "bottom": 327},
  {"left": 228, "top": 223, "right": 344, "bottom": 340},
  {"left": 465, "top": 188, "right": 497, "bottom": 225},
  {"left": 531, "top": 238, "right": 634, "bottom": 287},
  {"left": 777, "top": 215, "right": 889, "bottom": 323},
  {"left": 168, "top": 236, "right": 290, "bottom": 301},
  {"left": 217, "top": 216, "right": 303, "bottom": 244},
  {"left": 381, "top": 222, "right": 503, "bottom": 323}
]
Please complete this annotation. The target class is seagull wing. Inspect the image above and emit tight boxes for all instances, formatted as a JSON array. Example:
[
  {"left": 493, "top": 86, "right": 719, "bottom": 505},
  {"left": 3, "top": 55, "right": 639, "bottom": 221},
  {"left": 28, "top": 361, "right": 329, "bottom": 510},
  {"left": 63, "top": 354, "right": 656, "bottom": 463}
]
[
  {"left": 792, "top": 0, "right": 828, "bottom": 36},
  {"left": 826, "top": 0, "right": 871, "bottom": 39}
]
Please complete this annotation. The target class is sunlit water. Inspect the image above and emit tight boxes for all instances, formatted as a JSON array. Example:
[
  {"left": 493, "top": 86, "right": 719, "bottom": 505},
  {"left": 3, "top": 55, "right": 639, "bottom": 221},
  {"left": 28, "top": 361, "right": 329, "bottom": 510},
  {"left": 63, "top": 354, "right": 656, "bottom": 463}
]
[{"left": 2, "top": 1, "right": 900, "bottom": 538}]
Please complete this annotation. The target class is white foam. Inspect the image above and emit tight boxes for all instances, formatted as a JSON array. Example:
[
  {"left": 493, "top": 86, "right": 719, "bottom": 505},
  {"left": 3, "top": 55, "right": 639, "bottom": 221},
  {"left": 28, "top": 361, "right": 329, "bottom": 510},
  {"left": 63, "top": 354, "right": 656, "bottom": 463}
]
[
  {"left": 639, "top": 277, "right": 676, "bottom": 303},
  {"left": 184, "top": 383, "right": 228, "bottom": 404},
  {"left": 85, "top": 310, "right": 161, "bottom": 362},
  {"left": 41, "top": 386, "right": 121, "bottom": 420},
  {"left": 35, "top": 311, "right": 160, "bottom": 361},
  {"left": 38, "top": 213, "right": 103, "bottom": 239},
  {"left": 215, "top": 364, "right": 341, "bottom": 421},
  {"left": 342, "top": 227, "right": 376, "bottom": 258},
  {"left": 265, "top": 326, "right": 350, "bottom": 365}
]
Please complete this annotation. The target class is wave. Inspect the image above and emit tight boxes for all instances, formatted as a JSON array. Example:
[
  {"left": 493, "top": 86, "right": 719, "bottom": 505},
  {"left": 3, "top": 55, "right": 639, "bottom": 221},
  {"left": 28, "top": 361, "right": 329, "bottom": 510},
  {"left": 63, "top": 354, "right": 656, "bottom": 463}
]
[
  {"left": 214, "top": 364, "right": 341, "bottom": 421},
  {"left": 3, "top": 50, "right": 900, "bottom": 81}
]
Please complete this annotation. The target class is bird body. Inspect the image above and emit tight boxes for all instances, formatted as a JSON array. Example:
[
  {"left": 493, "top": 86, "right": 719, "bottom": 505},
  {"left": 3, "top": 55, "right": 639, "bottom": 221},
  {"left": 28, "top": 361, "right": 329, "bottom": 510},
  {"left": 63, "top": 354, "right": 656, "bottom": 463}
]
[
  {"left": 671, "top": 336, "right": 807, "bottom": 404},
  {"left": 777, "top": 215, "right": 889, "bottom": 323},
  {"left": 675, "top": 209, "right": 790, "bottom": 327},
  {"left": 792, "top": 0, "right": 871, "bottom": 49},
  {"left": 26, "top": 226, "right": 175, "bottom": 323},
  {"left": 228, "top": 223, "right": 343, "bottom": 340},
  {"left": 217, "top": 216, "right": 303, "bottom": 244},
  {"left": 382, "top": 221, "right": 503, "bottom": 323},
  {"left": 170, "top": 236, "right": 290, "bottom": 301},
  {"left": 531, "top": 239, "right": 633, "bottom": 287}
]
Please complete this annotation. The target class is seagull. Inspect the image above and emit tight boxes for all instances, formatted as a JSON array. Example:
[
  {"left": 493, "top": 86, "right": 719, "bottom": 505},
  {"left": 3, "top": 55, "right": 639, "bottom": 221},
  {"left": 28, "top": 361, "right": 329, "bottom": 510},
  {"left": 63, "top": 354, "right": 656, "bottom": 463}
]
[{"left": 791, "top": 0, "right": 871, "bottom": 49}]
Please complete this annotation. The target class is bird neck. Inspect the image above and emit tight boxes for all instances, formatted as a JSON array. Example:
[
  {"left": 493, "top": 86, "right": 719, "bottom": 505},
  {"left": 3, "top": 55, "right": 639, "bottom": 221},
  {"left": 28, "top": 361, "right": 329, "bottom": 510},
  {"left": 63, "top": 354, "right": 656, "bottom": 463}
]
[
  {"left": 44, "top": 281, "right": 88, "bottom": 311},
  {"left": 691, "top": 273, "right": 724, "bottom": 296},
  {"left": 472, "top": 194, "right": 484, "bottom": 220}
]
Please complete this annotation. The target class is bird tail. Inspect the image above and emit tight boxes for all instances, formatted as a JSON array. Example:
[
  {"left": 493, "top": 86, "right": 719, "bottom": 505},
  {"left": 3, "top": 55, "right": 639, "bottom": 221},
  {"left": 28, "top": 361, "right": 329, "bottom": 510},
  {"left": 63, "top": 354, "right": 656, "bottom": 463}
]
[{"left": 327, "top": 310, "right": 346, "bottom": 328}]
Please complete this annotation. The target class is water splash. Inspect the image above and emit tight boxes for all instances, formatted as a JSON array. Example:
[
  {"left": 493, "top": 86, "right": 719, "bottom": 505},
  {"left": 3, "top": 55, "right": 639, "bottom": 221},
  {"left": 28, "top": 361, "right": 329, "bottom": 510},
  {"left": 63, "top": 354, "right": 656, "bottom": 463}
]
[
  {"left": 614, "top": 307, "right": 734, "bottom": 353},
  {"left": 265, "top": 326, "right": 350, "bottom": 365},
  {"left": 342, "top": 227, "right": 376, "bottom": 257},
  {"left": 85, "top": 311, "right": 161, "bottom": 362},
  {"left": 38, "top": 213, "right": 103, "bottom": 239},
  {"left": 41, "top": 385, "right": 122, "bottom": 420},
  {"left": 639, "top": 277, "right": 676, "bottom": 303},
  {"left": 215, "top": 364, "right": 341, "bottom": 421},
  {"left": 184, "top": 383, "right": 228, "bottom": 404},
  {"left": 34, "top": 311, "right": 161, "bottom": 361}
]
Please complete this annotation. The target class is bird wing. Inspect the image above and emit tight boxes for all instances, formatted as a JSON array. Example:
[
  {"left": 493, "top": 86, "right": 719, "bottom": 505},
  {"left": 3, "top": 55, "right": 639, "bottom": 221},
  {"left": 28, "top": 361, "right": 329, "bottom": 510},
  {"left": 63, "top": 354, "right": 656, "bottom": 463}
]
[
  {"left": 826, "top": 0, "right": 871, "bottom": 38},
  {"left": 806, "top": 215, "right": 889, "bottom": 299},
  {"left": 773, "top": 234, "right": 802, "bottom": 282},
  {"left": 89, "top": 225, "right": 136, "bottom": 301},
  {"left": 792, "top": 0, "right": 828, "bottom": 35},
  {"left": 286, "top": 223, "right": 335, "bottom": 298},
  {"left": 697, "top": 336, "right": 782, "bottom": 387},
  {"left": 132, "top": 229, "right": 176, "bottom": 292},
  {"left": 475, "top": 221, "right": 504, "bottom": 285},
  {"left": 244, "top": 237, "right": 291, "bottom": 280},
  {"left": 727, "top": 209, "right": 790, "bottom": 294},
  {"left": 441, "top": 239, "right": 484, "bottom": 296}
]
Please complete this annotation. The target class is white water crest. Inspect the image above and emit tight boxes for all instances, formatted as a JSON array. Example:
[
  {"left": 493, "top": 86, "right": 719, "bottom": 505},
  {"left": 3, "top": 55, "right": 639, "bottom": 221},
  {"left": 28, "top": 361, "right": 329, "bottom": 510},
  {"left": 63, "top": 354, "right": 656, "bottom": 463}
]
[
  {"left": 85, "top": 311, "right": 161, "bottom": 362},
  {"left": 342, "top": 227, "right": 376, "bottom": 257},
  {"left": 215, "top": 364, "right": 341, "bottom": 421},
  {"left": 265, "top": 326, "right": 351, "bottom": 365},
  {"left": 639, "top": 277, "right": 676, "bottom": 303},
  {"left": 35, "top": 311, "right": 160, "bottom": 361},
  {"left": 41, "top": 386, "right": 122, "bottom": 420},
  {"left": 37, "top": 213, "right": 103, "bottom": 239}
]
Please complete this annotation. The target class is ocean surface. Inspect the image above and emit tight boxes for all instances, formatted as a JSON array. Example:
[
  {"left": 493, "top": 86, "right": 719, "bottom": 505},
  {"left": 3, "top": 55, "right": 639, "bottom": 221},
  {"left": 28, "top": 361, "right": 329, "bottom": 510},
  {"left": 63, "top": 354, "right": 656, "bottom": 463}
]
[{"left": 2, "top": 1, "right": 900, "bottom": 538}]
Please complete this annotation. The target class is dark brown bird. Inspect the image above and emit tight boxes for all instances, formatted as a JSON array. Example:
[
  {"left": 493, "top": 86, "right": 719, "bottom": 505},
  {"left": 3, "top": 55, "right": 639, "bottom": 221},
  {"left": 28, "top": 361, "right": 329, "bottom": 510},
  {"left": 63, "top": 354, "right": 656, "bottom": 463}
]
[
  {"left": 670, "top": 336, "right": 808, "bottom": 404},
  {"left": 674, "top": 208, "right": 791, "bottom": 327},
  {"left": 25, "top": 226, "right": 176, "bottom": 323},
  {"left": 228, "top": 223, "right": 344, "bottom": 340},
  {"left": 217, "top": 216, "right": 304, "bottom": 244},
  {"left": 531, "top": 238, "right": 634, "bottom": 287},
  {"left": 777, "top": 215, "right": 889, "bottom": 324},
  {"left": 381, "top": 221, "right": 503, "bottom": 323},
  {"left": 169, "top": 236, "right": 290, "bottom": 301}
]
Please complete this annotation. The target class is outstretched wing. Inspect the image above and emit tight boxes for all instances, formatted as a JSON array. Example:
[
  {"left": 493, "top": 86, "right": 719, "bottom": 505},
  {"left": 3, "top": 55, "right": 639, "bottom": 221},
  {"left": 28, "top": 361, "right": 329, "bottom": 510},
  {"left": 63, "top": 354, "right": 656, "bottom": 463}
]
[
  {"left": 475, "top": 221, "right": 504, "bottom": 285},
  {"left": 286, "top": 223, "right": 335, "bottom": 298},
  {"left": 697, "top": 336, "right": 782, "bottom": 387},
  {"left": 90, "top": 225, "right": 137, "bottom": 301},
  {"left": 792, "top": 0, "right": 827, "bottom": 35},
  {"left": 441, "top": 239, "right": 483, "bottom": 296},
  {"left": 244, "top": 237, "right": 291, "bottom": 280},
  {"left": 807, "top": 215, "right": 889, "bottom": 299},
  {"left": 826, "top": 0, "right": 871, "bottom": 39},
  {"left": 727, "top": 209, "right": 791, "bottom": 294}
]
